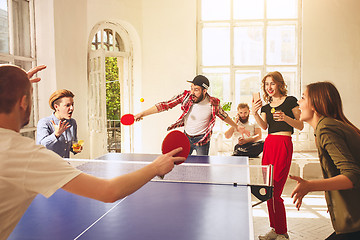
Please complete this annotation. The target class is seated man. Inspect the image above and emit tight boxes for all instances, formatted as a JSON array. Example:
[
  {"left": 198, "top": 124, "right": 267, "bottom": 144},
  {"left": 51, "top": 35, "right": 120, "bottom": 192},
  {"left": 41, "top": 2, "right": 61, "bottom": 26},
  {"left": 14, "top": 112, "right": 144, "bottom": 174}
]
[{"left": 225, "top": 103, "right": 264, "bottom": 158}]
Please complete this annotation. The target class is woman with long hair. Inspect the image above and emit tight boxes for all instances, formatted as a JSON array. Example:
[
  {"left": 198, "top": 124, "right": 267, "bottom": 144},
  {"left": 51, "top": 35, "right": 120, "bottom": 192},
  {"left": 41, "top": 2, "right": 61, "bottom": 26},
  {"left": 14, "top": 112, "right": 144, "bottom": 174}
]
[
  {"left": 291, "top": 81, "right": 360, "bottom": 240},
  {"left": 252, "top": 71, "right": 304, "bottom": 240}
]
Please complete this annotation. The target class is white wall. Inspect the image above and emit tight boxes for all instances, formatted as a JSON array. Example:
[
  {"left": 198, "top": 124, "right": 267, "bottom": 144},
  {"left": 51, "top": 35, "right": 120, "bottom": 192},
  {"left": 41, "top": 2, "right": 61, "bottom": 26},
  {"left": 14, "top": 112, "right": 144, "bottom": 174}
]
[
  {"left": 86, "top": 0, "right": 143, "bottom": 154},
  {"left": 139, "top": 0, "right": 197, "bottom": 153},
  {"left": 53, "top": 0, "right": 89, "bottom": 157},
  {"left": 34, "top": 0, "right": 57, "bottom": 118},
  {"left": 302, "top": 0, "right": 360, "bottom": 127},
  {"left": 34, "top": 0, "right": 360, "bottom": 157},
  {"left": 139, "top": 0, "right": 360, "bottom": 153},
  {"left": 35, "top": 0, "right": 90, "bottom": 157}
]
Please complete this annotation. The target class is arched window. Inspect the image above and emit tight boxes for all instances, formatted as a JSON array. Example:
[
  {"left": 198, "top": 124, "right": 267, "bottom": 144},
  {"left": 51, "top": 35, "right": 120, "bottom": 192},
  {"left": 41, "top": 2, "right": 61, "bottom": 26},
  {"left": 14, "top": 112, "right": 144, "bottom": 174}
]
[
  {"left": 88, "top": 22, "right": 133, "bottom": 158},
  {"left": 91, "top": 29, "right": 125, "bottom": 52}
]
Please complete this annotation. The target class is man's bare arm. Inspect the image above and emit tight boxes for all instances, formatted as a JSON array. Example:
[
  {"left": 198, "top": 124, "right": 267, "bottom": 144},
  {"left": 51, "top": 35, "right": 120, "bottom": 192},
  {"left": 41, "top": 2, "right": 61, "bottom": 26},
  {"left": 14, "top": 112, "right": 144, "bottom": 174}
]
[{"left": 62, "top": 148, "right": 185, "bottom": 202}]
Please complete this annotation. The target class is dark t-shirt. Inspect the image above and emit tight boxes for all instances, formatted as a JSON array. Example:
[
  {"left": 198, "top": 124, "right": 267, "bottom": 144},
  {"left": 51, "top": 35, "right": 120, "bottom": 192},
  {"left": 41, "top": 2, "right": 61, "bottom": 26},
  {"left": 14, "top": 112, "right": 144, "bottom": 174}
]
[{"left": 261, "top": 96, "right": 299, "bottom": 134}]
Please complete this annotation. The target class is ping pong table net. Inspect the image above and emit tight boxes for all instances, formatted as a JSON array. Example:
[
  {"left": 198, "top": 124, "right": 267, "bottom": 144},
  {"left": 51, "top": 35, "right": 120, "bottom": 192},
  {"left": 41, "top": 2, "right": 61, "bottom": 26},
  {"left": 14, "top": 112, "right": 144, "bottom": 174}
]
[{"left": 68, "top": 159, "right": 273, "bottom": 207}]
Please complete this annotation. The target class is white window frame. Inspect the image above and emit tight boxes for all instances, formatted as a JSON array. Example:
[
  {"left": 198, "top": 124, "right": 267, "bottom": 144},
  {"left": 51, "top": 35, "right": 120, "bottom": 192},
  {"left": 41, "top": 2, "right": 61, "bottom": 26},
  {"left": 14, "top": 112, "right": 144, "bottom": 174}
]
[
  {"left": 197, "top": 0, "right": 302, "bottom": 107},
  {"left": 0, "top": 0, "right": 38, "bottom": 138}
]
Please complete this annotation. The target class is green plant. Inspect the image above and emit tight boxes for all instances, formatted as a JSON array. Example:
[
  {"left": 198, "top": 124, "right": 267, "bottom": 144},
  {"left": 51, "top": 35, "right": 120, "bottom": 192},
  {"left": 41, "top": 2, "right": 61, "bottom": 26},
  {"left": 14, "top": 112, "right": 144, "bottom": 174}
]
[{"left": 222, "top": 102, "right": 232, "bottom": 112}]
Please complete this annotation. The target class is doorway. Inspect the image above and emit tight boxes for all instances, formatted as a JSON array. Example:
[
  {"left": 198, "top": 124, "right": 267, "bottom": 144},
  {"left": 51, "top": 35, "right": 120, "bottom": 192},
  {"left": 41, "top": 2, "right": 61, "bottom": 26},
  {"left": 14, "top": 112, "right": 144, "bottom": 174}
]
[{"left": 88, "top": 22, "right": 133, "bottom": 158}]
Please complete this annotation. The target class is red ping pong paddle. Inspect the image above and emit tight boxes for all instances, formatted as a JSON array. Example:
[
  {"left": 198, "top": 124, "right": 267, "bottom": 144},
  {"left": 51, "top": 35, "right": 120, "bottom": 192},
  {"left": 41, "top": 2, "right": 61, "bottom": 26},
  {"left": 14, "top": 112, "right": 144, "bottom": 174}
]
[
  {"left": 120, "top": 114, "right": 135, "bottom": 125},
  {"left": 161, "top": 130, "right": 190, "bottom": 165}
]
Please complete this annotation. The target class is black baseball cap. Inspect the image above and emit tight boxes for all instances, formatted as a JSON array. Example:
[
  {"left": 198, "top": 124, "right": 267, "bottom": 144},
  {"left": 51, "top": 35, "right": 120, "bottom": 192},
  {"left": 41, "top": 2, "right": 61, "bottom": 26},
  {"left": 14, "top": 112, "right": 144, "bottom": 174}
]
[{"left": 187, "top": 75, "right": 209, "bottom": 89}]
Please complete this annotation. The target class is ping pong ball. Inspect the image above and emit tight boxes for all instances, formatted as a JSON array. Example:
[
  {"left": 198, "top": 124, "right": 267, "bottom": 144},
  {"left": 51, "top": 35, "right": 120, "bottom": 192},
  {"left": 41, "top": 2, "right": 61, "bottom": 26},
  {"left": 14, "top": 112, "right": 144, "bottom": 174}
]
[{"left": 140, "top": 98, "right": 144, "bottom": 102}]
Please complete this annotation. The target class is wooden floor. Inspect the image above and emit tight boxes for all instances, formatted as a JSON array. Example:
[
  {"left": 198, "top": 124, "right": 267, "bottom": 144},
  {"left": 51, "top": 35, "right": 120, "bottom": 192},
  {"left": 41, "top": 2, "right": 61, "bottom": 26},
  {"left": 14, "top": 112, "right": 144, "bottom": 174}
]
[{"left": 252, "top": 180, "right": 333, "bottom": 240}]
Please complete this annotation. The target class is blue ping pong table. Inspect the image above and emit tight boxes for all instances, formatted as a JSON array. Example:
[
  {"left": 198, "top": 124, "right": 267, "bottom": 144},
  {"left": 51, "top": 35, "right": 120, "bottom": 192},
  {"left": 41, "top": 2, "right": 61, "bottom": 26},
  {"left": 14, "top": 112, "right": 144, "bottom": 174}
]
[{"left": 9, "top": 154, "right": 254, "bottom": 240}]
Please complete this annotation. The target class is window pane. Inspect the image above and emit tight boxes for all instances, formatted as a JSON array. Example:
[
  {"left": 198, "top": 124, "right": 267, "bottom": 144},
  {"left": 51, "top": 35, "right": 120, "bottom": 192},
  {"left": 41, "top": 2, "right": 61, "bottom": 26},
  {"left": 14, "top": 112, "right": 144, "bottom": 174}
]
[
  {"left": 12, "top": 0, "right": 31, "bottom": 57},
  {"left": 106, "top": 57, "right": 121, "bottom": 120},
  {"left": 115, "top": 32, "right": 125, "bottom": 52},
  {"left": 92, "top": 32, "right": 99, "bottom": 50},
  {"left": 104, "top": 29, "right": 113, "bottom": 51},
  {"left": 108, "top": 30, "right": 113, "bottom": 45},
  {"left": 234, "top": 70, "right": 262, "bottom": 106},
  {"left": 266, "top": 24, "right": 297, "bottom": 65},
  {"left": 202, "top": 68, "right": 230, "bottom": 103},
  {"left": 103, "top": 30, "right": 108, "bottom": 43},
  {"left": 234, "top": 25, "right": 264, "bottom": 65},
  {"left": 14, "top": 59, "right": 32, "bottom": 72},
  {"left": 106, "top": 79, "right": 121, "bottom": 120},
  {"left": 267, "top": 0, "right": 298, "bottom": 19},
  {"left": 199, "top": 0, "right": 300, "bottom": 127},
  {"left": 266, "top": 67, "right": 297, "bottom": 97},
  {"left": 202, "top": 25, "right": 230, "bottom": 66},
  {"left": 103, "top": 30, "right": 109, "bottom": 50},
  {"left": 0, "top": 1, "right": 9, "bottom": 53},
  {"left": 233, "top": 0, "right": 264, "bottom": 20},
  {"left": 201, "top": 0, "right": 230, "bottom": 21}
]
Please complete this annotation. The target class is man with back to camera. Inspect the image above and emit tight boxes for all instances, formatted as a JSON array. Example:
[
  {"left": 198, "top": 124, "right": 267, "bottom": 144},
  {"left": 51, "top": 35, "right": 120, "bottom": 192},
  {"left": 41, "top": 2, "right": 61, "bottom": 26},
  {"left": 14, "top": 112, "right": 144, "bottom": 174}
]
[
  {"left": 225, "top": 103, "right": 264, "bottom": 158},
  {"left": 135, "top": 75, "right": 249, "bottom": 155},
  {"left": 0, "top": 64, "right": 184, "bottom": 239}
]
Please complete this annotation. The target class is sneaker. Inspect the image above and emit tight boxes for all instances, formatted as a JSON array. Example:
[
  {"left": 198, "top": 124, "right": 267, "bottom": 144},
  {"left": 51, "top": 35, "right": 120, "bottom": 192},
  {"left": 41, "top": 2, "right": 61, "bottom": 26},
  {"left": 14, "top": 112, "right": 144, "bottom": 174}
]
[
  {"left": 259, "top": 229, "right": 278, "bottom": 240},
  {"left": 275, "top": 233, "right": 289, "bottom": 240}
]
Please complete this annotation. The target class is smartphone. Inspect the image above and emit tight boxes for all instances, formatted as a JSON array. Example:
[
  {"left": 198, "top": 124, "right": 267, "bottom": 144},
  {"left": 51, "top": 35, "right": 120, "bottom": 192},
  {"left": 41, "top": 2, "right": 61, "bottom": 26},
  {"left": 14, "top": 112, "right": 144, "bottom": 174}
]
[{"left": 252, "top": 92, "right": 260, "bottom": 102}]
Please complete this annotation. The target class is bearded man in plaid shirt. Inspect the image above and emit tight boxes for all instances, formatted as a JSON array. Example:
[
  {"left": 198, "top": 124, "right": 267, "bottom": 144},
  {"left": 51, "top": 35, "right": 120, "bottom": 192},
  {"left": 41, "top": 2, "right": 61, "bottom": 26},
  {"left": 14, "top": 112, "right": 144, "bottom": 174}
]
[{"left": 135, "top": 75, "right": 249, "bottom": 155}]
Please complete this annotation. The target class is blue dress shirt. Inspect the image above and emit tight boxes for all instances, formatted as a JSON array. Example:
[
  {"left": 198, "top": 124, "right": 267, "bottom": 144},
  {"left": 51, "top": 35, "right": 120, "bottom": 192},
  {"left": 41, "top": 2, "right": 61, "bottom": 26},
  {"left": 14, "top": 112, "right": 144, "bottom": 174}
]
[{"left": 36, "top": 114, "right": 78, "bottom": 158}]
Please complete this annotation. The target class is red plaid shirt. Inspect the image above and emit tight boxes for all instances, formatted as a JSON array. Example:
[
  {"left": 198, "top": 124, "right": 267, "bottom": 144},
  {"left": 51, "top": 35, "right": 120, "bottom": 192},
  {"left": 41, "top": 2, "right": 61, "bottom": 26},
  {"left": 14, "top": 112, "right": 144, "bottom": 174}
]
[{"left": 155, "top": 90, "right": 228, "bottom": 146}]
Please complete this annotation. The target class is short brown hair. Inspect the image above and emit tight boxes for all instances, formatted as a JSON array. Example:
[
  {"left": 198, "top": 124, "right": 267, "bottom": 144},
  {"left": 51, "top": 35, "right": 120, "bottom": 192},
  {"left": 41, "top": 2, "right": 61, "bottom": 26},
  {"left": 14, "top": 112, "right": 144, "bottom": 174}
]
[
  {"left": 0, "top": 65, "right": 30, "bottom": 113},
  {"left": 237, "top": 103, "right": 249, "bottom": 110},
  {"left": 49, "top": 89, "right": 74, "bottom": 110}
]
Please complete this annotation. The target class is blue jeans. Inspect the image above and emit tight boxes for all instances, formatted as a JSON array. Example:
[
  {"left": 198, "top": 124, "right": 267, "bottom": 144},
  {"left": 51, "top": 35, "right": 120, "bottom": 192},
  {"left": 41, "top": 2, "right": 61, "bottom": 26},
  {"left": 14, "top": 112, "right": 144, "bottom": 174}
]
[
  {"left": 233, "top": 140, "right": 264, "bottom": 158},
  {"left": 186, "top": 133, "right": 210, "bottom": 156}
]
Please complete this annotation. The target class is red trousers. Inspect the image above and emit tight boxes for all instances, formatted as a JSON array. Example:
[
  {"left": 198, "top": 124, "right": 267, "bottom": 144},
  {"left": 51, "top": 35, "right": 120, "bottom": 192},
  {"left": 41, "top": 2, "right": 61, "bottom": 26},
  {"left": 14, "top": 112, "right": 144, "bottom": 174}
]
[{"left": 262, "top": 134, "right": 293, "bottom": 234}]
